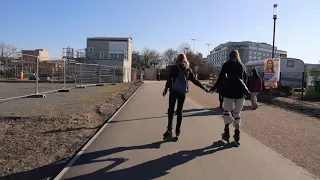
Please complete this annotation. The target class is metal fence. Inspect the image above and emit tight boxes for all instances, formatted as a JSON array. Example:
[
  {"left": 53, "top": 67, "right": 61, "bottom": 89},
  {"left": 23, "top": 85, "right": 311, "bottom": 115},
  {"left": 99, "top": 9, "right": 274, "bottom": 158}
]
[{"left": 0, "top": 60, "right": 140, "bottom": 101}]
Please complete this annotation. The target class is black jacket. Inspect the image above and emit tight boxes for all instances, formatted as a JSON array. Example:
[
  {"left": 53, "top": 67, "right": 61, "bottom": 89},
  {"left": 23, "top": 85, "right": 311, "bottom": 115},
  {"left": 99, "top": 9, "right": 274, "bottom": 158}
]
[
  {"left": 165, "top": 64, "right": 205, "bottom": 92},
  {"left": 213, "top": 59, "right": 248, "bottom": 99}
]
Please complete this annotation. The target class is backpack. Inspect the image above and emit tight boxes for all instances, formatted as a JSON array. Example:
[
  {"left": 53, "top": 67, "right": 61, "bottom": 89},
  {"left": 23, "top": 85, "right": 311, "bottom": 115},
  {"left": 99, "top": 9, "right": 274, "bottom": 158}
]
[{"left": 172, "top": 65, "right": 188, "bottom": 94}]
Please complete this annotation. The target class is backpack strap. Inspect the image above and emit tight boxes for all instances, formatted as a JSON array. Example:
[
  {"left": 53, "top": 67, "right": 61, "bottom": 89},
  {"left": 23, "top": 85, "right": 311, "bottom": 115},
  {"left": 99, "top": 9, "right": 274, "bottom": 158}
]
[{"left": 176, "top": 64, "right": 188, "bottom": 73}]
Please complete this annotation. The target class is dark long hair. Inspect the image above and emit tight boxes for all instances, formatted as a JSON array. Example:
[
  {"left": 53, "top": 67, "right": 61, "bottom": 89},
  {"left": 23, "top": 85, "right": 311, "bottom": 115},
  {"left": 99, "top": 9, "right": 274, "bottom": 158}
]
[
  {"left": 251, "top": 68, "right": 260, "bottom": 79},
  {"left": 229, "top": 50, "right": 241, "bottom": 62}
]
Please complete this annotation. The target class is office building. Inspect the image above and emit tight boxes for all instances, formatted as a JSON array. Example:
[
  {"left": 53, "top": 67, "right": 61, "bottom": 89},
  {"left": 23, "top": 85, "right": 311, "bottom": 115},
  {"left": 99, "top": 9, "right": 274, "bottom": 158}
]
[
  {"left": 206, "top": 41, "right": 287, "bottom": 71},
  {"left": 22, "top": 49, "right": 50, "bottom": 62},
  {"left": 86, "top": 37, "right": 133, "bottom": 82}
]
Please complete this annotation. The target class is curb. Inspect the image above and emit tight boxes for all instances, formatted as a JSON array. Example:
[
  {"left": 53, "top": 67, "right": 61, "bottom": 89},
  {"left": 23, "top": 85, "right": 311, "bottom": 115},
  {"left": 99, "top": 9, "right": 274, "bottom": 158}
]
[
  {"left": 0, "top": 80, "right": 75, "bottom": 84},
  {"left": 53, "top": 82, "right": 144, "bottom": 180},
  {"left": 267, "top": 97, "right": 320, "bottom": 119}
]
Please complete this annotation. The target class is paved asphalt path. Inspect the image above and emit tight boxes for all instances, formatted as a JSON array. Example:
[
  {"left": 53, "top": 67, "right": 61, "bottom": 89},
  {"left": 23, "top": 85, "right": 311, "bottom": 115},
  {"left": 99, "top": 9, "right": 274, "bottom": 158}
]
[{"left": 57, "top": 81, "right": 318, "bottom": 180}]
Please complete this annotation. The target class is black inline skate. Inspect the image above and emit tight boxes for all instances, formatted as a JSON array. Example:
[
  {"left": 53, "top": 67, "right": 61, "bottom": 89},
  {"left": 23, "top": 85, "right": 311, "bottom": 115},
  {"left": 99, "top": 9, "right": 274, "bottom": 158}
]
[
  {"left": 221, "top": 124, "right": 230, "bottom": 143},
  {"left": 233, "top": 129, "right": 240, "bottom": 146},
  {"left": 163, "top": 130, "right": 173, "bottom": 141}
]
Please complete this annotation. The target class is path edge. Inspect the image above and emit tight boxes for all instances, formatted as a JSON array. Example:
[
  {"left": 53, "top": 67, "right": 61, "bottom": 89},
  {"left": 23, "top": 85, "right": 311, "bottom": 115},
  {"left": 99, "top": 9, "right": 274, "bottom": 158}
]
[{"left": 53, "top": 82, "right": 145, "bottom": 180}]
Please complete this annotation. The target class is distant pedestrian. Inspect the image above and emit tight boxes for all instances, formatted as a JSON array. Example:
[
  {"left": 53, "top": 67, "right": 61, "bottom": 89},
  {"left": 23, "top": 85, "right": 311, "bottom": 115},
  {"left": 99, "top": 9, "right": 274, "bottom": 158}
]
[
  {"left": 248, "top": 68, "right": 262, "bottom": 110},
  {"left": 209, "top": 50, "right": 249, "bottom": 146},
  {"left": 163, "top": 54, "right": 209, "bottom": 140}
]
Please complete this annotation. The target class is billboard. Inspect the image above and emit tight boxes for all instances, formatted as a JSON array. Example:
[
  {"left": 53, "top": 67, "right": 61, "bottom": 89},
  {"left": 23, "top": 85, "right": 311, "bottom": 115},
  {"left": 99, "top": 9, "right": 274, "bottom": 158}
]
[{"left": 263, "top": 58, "right": 280, "bottom": 89}]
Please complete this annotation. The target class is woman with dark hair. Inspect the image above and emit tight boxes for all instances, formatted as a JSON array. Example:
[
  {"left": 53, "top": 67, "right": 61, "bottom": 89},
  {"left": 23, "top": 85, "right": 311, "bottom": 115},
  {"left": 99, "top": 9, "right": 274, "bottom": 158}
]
[
  {"left": 209, "top": 50, "right": 249, "bottom": 146},
  {"left": 248, "top": 68, "right": 262, "bottom": 110},
  {"left": 163, "top": 54, "right": 209, "bottom": 140}
]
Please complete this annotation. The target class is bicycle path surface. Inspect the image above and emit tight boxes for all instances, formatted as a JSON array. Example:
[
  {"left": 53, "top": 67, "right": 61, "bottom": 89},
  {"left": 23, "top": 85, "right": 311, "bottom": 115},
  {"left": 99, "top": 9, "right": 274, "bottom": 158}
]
[{"left": 56, "top": 81, "right": 318, "bottom": 180}]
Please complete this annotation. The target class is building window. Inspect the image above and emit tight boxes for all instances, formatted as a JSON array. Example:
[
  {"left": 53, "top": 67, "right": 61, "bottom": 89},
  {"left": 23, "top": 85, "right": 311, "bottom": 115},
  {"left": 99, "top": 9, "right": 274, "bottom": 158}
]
[
  {"left": 249, "top": 51, "right": 252, "bottom": 54},
  {"left": 88, "top": 47, "right": 93, "bottom": 54},
  {"left": 249, "top": 56, "right": 252, "bottom": 59},
  {"left": 258, "top": 52, "right": 261, "bottom": 55},
  {"left": 287, "top": 60, "right": 295, "bottom": 67},
  {"left": 100, "top": 51, "right": 103, "bottom": 59}
]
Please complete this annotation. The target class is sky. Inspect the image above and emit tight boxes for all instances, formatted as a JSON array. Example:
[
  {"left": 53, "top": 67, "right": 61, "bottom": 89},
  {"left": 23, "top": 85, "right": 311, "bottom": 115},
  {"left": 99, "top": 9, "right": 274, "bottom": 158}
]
[{"left": 1, "top": 0, "right": 319, "bottom": 64}]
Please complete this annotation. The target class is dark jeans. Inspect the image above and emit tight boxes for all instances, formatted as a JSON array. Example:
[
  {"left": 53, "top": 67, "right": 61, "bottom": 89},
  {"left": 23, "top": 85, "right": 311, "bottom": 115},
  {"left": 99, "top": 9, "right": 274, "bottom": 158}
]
[
  {"left": 167, "top": 90, "right": 186, "bottom": 131},
  {"left": 219, "top": 94, "right": 223, "bottom": 107}
]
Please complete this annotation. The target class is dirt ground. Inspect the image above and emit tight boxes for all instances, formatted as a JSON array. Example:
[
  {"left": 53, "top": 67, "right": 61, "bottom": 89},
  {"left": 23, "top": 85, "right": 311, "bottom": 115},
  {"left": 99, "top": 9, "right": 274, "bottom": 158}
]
[
  {"left": 187, "top": 84, "right": 320, "bottom": 179},
  {"left": 0, "top": 82, "right": 142, "bottom": 180}
]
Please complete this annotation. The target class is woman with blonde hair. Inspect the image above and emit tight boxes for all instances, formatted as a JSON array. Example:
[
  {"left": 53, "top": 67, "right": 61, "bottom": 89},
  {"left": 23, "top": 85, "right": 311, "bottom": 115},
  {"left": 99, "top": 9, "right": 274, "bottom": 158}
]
[
  {"left": 264, "top": 59, "right": 275, "bottom": 73},
  {"left": 210, "top": 50, "right": 249, "bottom": 146},
  {"left": 163, "top": 54, "right": 209, "bottom": 140}
]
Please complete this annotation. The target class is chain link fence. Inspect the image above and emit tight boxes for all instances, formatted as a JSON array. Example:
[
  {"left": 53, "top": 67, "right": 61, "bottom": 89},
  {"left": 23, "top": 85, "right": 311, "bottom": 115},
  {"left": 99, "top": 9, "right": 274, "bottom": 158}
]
[{"left": 0, "top": 59, "right": 140, "bottom": 101}]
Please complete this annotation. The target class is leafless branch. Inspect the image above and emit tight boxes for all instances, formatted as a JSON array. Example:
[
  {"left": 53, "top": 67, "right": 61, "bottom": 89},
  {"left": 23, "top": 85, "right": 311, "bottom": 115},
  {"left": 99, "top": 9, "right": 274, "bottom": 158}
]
[
  {"left": 163, "top": 48, "right": 178, "bottom": 66},
  {"left": 141, "top": 48, "right": 162, "bottom": 68}
]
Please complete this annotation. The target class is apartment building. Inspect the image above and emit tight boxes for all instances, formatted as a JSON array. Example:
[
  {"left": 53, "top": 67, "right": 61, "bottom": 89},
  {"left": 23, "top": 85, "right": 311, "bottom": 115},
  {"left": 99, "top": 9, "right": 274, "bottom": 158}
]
[{"left": 206, "top": 41, "right": 287, "bottom": 71}]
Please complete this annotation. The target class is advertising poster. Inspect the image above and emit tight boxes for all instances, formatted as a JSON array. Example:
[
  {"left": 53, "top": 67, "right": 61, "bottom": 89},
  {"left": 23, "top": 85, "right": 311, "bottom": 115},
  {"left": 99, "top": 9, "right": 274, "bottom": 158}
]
[{"left": 263, "top": 58, "right": 280, "bottom": 89}]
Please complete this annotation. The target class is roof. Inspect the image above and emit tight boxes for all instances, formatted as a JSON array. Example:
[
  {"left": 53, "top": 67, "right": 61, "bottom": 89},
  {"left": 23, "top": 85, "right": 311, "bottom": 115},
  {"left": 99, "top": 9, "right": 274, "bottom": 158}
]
[
  {"left": 87, "top": 37, "right": 132, "bottom": 42},
  {"left": 245, "top": 58, "right": 305, "bottom": 66}
]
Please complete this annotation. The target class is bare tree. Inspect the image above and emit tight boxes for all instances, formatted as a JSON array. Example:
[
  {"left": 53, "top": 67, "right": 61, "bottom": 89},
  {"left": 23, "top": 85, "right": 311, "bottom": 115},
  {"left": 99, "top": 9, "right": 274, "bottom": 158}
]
[
  {"left": 177, "top": 43, "right": 191, "bottom": 54},
  {"left": 141, "top": 48, "right": 162, "bottom": 68},
  {"left": 163, "top": 48, "right": 178, "bottom": 67},
  {"left": 0, "top": 42, "right": 19, "bottom": 77},
  {"left": 132, "top": 51, "right": 142, "bottom": 69}
]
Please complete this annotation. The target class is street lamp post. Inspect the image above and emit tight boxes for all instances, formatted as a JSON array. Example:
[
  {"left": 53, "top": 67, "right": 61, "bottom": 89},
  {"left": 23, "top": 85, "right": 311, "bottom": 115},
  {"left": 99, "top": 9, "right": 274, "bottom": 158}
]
[
  {"left": 206, "top": 44, "right": 211, "bottom": 56},
  {"left": 272, "top": 4, "right": 277, "bottom": 59},
  {"left": 269, "top": 4, "right": 278, "bottom": 103},
  {"left": 191, "top": 39, "right": 196, "bottom": 53},
  {"left": 191, "top": 38, "right": 197, "bottom": 76}
]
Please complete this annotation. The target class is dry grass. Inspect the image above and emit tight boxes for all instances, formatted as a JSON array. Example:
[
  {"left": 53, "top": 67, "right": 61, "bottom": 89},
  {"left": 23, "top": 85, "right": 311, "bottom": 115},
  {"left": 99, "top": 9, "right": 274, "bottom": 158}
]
[{"left": 0, "top": 82, "right": 142, "bottom": 180}]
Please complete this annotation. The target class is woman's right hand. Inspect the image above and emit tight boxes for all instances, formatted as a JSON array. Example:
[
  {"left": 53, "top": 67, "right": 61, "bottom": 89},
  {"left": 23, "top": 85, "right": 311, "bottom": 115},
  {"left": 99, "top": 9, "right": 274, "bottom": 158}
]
[{"left": 162, "top": 89, "right": 168, "bottom": 97}]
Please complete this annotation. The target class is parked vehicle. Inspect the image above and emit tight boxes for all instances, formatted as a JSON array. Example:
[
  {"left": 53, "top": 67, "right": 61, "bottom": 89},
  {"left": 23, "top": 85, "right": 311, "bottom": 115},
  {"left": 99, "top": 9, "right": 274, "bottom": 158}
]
[{"left": 245, "top": 58, "right": 306, "bottom": 92}]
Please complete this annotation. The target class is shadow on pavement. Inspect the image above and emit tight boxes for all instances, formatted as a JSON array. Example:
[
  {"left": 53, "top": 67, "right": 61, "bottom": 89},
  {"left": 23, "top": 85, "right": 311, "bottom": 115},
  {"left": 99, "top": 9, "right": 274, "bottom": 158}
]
[
  {"left": 183, "top": 107, "right": 222, "bottom": 117},
  {"left": 65, "top": 140, "right": 236, "bottom": 180},
  {"left": 72, "top": 141, "right": 165, "bottom": 167},
  {"left": 110, "top": 108, "right": 223, "bottom": 124},
  {"left": 0, "top": 141, "right": 166, "bottom": 180},
  {"left": 108, "top": 116, "right": 168, "bottom": 124}
]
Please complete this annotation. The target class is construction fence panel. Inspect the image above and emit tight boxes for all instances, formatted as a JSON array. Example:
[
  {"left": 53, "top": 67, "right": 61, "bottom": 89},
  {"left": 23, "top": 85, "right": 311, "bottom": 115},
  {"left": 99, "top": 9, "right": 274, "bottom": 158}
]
[
  {"left": 114, "top": 66, "right": 124, "bottom": 83},
  {"left": 74, "top": 63, "right": 99, "bottom": 87},
  {"left": 38, "top": 61, "right": 75, "bottom": 94},
  {"left": 100, "top": 65, "right": 115, "bottom": 83}
]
